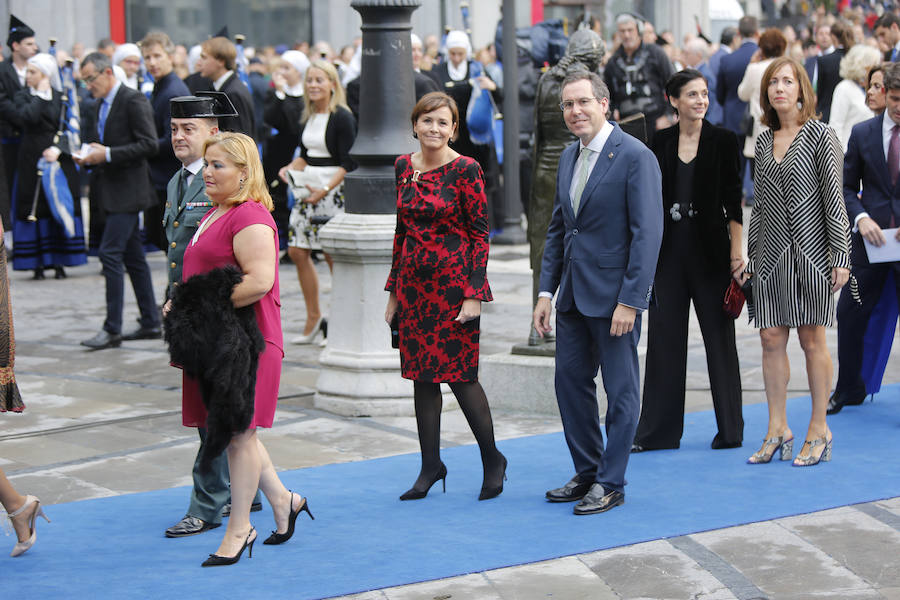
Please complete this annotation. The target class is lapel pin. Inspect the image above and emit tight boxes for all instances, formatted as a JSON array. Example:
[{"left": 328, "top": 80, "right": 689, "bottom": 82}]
[{"left": 608, "top": 152, "right": 614, "bottom": 158}]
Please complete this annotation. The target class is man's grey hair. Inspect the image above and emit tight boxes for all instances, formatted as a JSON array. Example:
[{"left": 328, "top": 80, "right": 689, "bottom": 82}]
[
  {"left": 615, "top": 13, "right": 642, "bottom": 31},
  {"left": 81, "top": 51, "right": 112, "bottom": 73},
  {"left": 684, "top": 38, "right": 709, "bottom": 61},
  {"left": 560, "top": 69, "right": 610, "bottom": 102}
]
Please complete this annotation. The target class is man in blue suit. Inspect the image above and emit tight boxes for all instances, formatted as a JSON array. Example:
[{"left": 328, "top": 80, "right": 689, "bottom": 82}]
[
  {"left": 716, "top": 16, "right": 757, "bottom": 140},
  {"left": 830, "top": 63, "right": 900, "bottom": 414},
  {"left": 533, "top": 71, "right": 663, "bottom": 515}
]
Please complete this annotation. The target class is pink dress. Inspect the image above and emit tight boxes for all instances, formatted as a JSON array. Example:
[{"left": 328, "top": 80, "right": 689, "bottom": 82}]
[{"left": 180, "top": 200, "right": 284, "bottom": 429}]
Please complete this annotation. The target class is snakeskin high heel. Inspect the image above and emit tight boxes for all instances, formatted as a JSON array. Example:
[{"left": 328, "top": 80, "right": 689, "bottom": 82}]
[
  {"left": 8, "top": 495, "right": 51, "bottom": 557},
  {"left": 746, "top": 435, "right": 793, "bottom": 464},
  {"left": 792, "top": 436, "right": 832, "bottom": 467}
]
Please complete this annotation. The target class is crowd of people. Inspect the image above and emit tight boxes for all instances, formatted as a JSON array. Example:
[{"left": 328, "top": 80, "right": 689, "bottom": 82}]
[{"left": 0, "top": 1, "right": 898, "bottom": 568}]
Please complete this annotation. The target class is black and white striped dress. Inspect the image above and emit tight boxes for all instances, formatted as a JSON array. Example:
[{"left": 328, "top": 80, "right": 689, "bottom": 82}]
[{"left": 747, "top": 119, "right": 851, "bottom": 328}]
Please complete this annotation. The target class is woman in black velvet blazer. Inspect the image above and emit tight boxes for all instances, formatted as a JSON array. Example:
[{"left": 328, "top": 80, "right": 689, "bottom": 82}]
[{"left": 633, "top": 69, "right": 746, "bottom": 453}]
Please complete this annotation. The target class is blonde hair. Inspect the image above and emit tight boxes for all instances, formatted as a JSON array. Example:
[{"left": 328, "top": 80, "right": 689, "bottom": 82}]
[
  {"left": 839, "top": 44, "right": 881, "bottom": 83},
  {"left": 301, "top": 59, "right": 348, "bottom": 124},
  {"left": 202, "top": 132, "right": 273, "bottom": 211}
]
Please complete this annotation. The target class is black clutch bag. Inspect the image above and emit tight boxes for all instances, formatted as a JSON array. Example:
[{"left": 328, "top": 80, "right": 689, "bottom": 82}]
[{"left": 390, "top": 313, "right": 399, "bottom": 349}]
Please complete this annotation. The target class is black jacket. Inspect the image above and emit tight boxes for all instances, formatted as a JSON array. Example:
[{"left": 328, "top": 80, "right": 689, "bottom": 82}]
[
  {"left": 164, "top": 266, "right": 264, "bottom": 469},
  {"left": 0, "top": 61, "right": 24, "bottom": 139},
  {"left": 297, "top": 105, "right": 357, "bottom": 172},
  {"left": 345, "top": 70, "right": 439, "bottom": 121},
  {"left": 214, "top": 73, "right": 257, "bottom": 140},
  {"left": 149, "top": 71, "right": 190, "bottom": 189},
  {"left": 651, "top": 120, "right": 743, "bottom": 274},
  {"left": 84, "top": 84, "right": 158, "bottom": 214},
  {"left": 816, "top": 48, "right": 846, "bottom": 124}
]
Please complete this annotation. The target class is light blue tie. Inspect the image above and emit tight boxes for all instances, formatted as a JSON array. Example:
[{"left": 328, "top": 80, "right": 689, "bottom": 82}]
[
  {"left": 98, "top": 99, "right": 109, "bottom": 141},
  {"left": 572, "top": 147, "right": 594, "bottom": 215}
]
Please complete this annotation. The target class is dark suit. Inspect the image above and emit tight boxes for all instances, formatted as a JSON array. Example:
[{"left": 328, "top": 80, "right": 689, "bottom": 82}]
[
  {"left": 836, "top": 114, "right": 900, "bottom": 394},
  {"left": 816, "top": 48, "right": 846, "bottom": 124},
  {"left": 0, "top": 61, "right": 24, "bottom": 228},
  {"left": 146, "top": 71, "right": 190, "bottom": 251},
  {"left": 540, "top": 123, "right": 663, "bottom": 493},
  {"left": 635, "top": 122, "right": 743, "bottom": 449},
  {"left": 211, "top": 72, "right": 256, "bottom": 139},
  {"left": 716, "top": 41, "right": 757, "bottom": 136},
  {"left": 85, "top": 83, "right": 159, "bottom": 335},
  {"left": 804, "top": 55, "right": 818, "bottom": 85},
  {"left": 262, "top": 90, "right": 304, "bottom": 248},
  {"left": 183, "top": 72, "right": 212, "bottom": 95}
]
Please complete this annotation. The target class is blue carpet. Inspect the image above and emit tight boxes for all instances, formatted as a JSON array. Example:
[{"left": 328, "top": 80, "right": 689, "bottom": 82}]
[{"left": 5, "top": 384, "right": 900, "bottom": 599}]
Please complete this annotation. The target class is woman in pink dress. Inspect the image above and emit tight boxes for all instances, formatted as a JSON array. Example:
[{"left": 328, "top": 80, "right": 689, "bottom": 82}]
[{"left": 174, "top": 132, "right": 311, "bottom": 566}]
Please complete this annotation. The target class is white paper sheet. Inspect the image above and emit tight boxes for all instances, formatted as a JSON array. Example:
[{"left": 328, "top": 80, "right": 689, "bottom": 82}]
[{"left": 863, "top": 227, "right": 900, "bottom": 263}]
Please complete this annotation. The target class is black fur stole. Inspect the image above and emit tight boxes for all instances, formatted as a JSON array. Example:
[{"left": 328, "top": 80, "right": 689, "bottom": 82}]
[{"left": 163, "top": 266, "right": 266, "bottom": 469}]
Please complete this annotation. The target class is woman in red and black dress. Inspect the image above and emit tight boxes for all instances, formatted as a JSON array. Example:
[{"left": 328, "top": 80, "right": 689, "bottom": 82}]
[{"left": 385, "top": 92, "right": 507, "bottom": 501}]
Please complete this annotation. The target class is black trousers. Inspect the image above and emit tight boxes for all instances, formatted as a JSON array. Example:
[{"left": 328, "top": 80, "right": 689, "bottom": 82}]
[
  {"left": 635, "top": 219, "right": 743, "bottom": 449},
  {"left": 835, "top": 258, "right": 900, "bottom": 392},
  {"left": 142, "top": 188, "right": 167, "bottom": 253}
]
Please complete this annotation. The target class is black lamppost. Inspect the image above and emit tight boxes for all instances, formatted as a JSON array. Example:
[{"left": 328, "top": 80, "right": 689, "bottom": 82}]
[
  {"left": 314, "top": 0, "right": 422, "bottom": 417},
  {"left": 344, "top": 0, "right": 421, "bottom": 215}
]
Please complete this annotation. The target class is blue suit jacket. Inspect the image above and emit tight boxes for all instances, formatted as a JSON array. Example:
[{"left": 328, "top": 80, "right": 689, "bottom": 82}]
[
  {"left": 148, "top": 71, "right": 190, "bottom": 189},
  {"left": 698, "top": 61, "right": 722, "bottom": 126},
  {"left": 844, "top": 114, "right": 900, "bottom": 264},
  {"left": 539, "top": 123, "right": 663, "bottom": 318},
  {"left": 716, "top": 41, "right": 757, "bottom": 135}
]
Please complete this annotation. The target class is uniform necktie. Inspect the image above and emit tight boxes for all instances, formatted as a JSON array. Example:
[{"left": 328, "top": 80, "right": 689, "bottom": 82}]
[
  {"left": 98, "top": 99, "right": 109, "bottom": 141},
  {"left": 889, "top": 124, "right": 900, "bottom": 188},
  {"left": 572, "top": 147, "right": 594, "bottom": 215},
  {"left": 177, "top": 168, "right": 189, "bottom": 203}
]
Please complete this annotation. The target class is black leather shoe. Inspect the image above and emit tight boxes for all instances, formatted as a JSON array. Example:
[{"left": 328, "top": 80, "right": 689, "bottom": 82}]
[
  {"left": 80, "top": 330, "right": 122, "bottom": 350},
  {"left": 121, "top": 326, "right": 162, "bottom": 341},
  {"left": 573, "top": 483, "right": 625, "bottom": 515},
  {"left": 711, "top": 434, "right": 742, "bottom": 450},
  {"left": 545, "top": 476, "right": 592, "bottom": 503},
  {"left": 221, "top": 501, "right": 263, "bottom": 518},
  {"left": 827, "top": 385, "right": 867, "bottom": 415},
  {"left": 165, "top": 515, "right": 221, "bottom": 538}
]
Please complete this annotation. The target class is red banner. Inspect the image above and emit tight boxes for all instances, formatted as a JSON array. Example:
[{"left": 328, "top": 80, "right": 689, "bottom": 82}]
[{"left": 109, "top": 0, "right": 126, "bottom": 43}]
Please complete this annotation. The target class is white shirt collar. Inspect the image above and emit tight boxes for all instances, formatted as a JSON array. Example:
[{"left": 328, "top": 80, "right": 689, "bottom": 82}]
[
  {"left": 580, "top": 121, "right": 614, "bottom": 154},
  {"left": 184, "top": 156, "right": 204, "bottom": 176},
  {"left": 213, "top": 70, "right": 233, "bottom": 91},
  {"left": 14, "top": 63, "right": 26, "bottom": 87},
  {"left": 104, "top": 81, "right": 122, "bottom": 105},
  {"left": 30, "top": 88, "right": 52, "bottom": 101}
]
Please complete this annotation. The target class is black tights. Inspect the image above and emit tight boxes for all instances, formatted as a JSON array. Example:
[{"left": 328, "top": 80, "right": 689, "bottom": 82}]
[{"left": 410, "top": 380, "right": 505, "bottom": 491}]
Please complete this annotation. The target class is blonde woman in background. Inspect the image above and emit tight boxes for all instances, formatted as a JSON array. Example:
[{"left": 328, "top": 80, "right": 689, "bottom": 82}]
[
  {"left": 829, "top": 44, "right": 882, "bottom": 152},
  {"left": 278, "top": 60, "right": 357, "bottom": 344}
]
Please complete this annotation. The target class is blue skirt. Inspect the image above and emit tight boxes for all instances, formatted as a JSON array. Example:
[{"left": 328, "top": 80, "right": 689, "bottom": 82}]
[{"left": 12, "top": 216, "right": 88, "bottom": 270}]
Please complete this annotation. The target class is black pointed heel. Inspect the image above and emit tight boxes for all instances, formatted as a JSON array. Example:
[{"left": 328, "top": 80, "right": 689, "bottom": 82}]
[
  {"left": 399, "top": 462, "right": 447, "bottom": 500},
  {"left": 479, "top": 453, "right": 508, "bottom": 501},
  {"left": 263, "top": 492, "right": 313, "bottom": 545},
  {"left": 201, "top": 527, "right": 255, "bottom": 567}
]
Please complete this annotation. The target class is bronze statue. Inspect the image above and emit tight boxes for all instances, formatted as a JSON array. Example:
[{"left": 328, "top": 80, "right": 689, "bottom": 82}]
[{"left": 527, "top": 28, "right": 605, "bottom": 346}]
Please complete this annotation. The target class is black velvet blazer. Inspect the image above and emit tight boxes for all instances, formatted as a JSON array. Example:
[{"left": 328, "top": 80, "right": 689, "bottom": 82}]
[
  {"left": 651, "top": 120, "right": 742, "bottom": 273},
  {"left": 297, "top": 105, "right": 357, "bottom": 172}
]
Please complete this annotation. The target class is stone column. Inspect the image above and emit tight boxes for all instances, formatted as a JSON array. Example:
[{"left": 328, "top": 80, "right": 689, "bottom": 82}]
[{"left": 314, "top": 0, "right": 422, "bottom": 416}]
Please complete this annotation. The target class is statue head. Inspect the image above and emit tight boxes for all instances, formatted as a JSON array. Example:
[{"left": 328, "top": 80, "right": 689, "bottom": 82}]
[{"left": 565, "top": 28, "right": 605, "bottom": 72}]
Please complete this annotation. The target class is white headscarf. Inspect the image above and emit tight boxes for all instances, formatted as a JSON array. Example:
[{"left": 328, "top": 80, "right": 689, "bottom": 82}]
[
  {"left": 27, "top": 53, "right": 62, "bottom": 92},
  {"left": 112, "top": 43, "right": 141, "bottom": 66},
  {"left": 281, "top": 50, "right": 310, "bottom": 80},
  {"left": 411, "top": 33, "right": 423, "bottom": 48},
  {"left": 188, "top": 45, "right": 203, "bottom": 74},
  {"left": 444, "top": 30, "right": 471, "bottom": 81}
]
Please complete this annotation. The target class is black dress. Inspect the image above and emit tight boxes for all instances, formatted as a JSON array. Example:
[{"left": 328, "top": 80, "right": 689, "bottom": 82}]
[{"left": 11, "top": 89, "right": 86, "bottom": 271}]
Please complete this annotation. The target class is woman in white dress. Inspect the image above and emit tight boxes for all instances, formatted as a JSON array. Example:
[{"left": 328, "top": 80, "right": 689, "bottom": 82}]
[
  {"left": 279, "top": 60, "right": 357, "bottom": 344},
  {"left": 829, "top": 44, "right": 881, "bottom": 152}
]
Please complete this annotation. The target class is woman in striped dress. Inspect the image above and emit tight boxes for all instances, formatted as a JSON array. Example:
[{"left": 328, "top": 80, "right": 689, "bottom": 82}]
[{"left": 745, "top": 57, "right": 851, "bottom": 467}]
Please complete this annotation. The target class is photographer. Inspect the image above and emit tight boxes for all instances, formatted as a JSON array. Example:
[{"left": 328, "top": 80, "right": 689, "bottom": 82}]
[{"left": 604, "top": 13, "right": 675, "bottom": 145}]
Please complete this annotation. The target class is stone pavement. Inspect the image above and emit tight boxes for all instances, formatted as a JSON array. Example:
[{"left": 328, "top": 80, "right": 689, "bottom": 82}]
[{"left": 3, "top": 215, "right": 899, "bottom": 599}]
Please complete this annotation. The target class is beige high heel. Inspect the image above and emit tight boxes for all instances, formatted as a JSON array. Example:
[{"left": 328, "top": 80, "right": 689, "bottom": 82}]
[{"left": 8, "top": 495, "right": 51, "bottom": 557}]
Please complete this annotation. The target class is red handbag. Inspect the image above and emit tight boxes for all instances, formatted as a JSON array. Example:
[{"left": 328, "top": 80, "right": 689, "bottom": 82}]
[{"left": 723, "top": 279, "right": 745, "bottom": 319}]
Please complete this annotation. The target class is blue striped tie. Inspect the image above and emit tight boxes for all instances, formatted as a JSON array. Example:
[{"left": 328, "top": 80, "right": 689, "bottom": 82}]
[{"left": 98, "top": 99, "right": 109, "bottom": 141}]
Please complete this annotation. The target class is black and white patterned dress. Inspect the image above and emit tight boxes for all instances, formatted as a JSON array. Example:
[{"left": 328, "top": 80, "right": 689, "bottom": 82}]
[{"left": 748, "top": 119, "right": 851, "bottom": 328}]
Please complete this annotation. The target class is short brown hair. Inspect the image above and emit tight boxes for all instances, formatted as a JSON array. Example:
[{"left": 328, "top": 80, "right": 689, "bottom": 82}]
[
  {"left": 201, "top": 37, "right": 237, "bottom": 71},
  {"left": 411, "top": 92, "right": 459, "bottom": 141},
  {"left": 759, "top": 57, "right": 819, "bottom": 130},
  {"left": 140, "top": 31, "right": 175, "bottom": 55},
  {"left": 882, "top": 61, "right": 900, "bottom": 92},
  {"left": 758, "top": 29, "right": 787, "bottom": 59}
]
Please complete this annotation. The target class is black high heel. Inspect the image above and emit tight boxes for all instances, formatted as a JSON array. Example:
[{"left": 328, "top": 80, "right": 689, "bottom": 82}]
[
  {"left": 54, "top": 266, "right": 66, "bottom": 279},
  {"left": 479, "top": 453, "right": 508, "bottom": 501},
  {"left": 399, "top": 462, "right": 447, "bottom": 500},
  {"left": 263, "top": 492, "right": 313, "bottom": 545},
  {"left": 201, "top": 527, "right": 256, "bottom": 567}
]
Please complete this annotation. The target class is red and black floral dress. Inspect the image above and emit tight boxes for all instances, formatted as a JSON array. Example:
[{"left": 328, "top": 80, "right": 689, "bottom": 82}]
[{"left": 386, "top": 155, "right": 493, "bottom": 382}]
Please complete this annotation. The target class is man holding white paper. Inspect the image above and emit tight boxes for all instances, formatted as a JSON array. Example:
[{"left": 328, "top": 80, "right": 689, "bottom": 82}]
[{"left": 832, "top": 62, "right": 900, "bottom": 414}]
